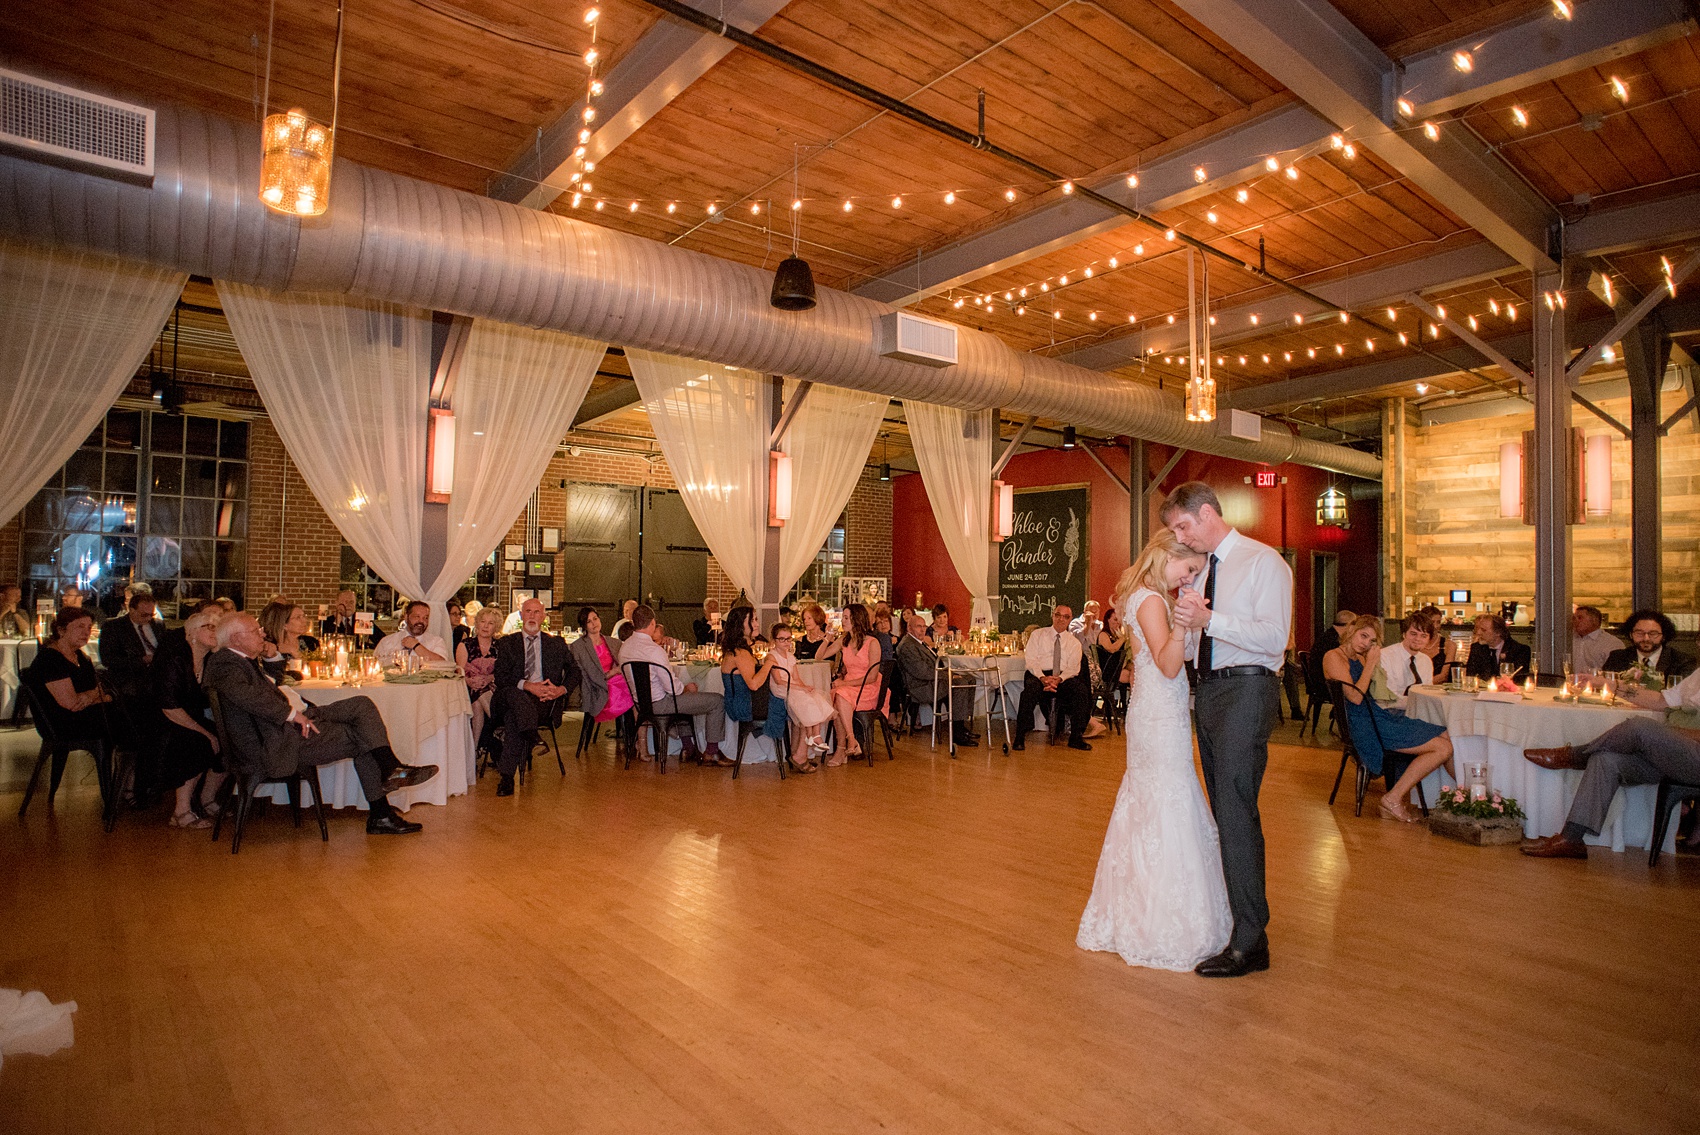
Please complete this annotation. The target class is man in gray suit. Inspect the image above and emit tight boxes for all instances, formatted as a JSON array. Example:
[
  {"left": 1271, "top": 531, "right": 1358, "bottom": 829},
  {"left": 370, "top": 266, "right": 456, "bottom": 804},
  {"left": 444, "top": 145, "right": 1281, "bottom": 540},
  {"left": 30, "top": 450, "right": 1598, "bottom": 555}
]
[
  {"left": 1522, "top": 665, "right": 1700, "bottom": 858},
  {"left": 894, "top": 612, "right": 978, "bottom": 748},
  {"left": 1167, "top": 481, "right": 1293, "bottom": 978},
  {"left": 202, "top": 614, "right": 437, "bottom": 835}
]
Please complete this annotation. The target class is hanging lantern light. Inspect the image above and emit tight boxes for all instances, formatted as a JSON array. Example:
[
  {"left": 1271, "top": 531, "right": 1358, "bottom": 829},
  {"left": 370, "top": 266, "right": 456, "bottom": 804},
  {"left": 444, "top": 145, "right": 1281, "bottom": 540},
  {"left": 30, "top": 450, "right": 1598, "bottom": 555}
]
[
  {"left": 258, "top": 0, "right": 346, "bottom": 216},
  {"left": 771, "top": 146, "right": 817, "bottom": 311},
  {"left": 1316, "top": 486, "right": 1349, "bottom": 528}
]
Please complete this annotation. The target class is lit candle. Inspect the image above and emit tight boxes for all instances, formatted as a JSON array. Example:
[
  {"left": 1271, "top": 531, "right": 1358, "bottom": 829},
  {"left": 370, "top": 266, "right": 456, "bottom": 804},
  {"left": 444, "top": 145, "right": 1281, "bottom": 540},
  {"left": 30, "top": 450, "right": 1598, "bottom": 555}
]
[
  {"left": 334, "top": 644, "right": 348, "bottom": 676},
  {"left": 1523, "top": 675, "right": 1535, "bottom": 695}
]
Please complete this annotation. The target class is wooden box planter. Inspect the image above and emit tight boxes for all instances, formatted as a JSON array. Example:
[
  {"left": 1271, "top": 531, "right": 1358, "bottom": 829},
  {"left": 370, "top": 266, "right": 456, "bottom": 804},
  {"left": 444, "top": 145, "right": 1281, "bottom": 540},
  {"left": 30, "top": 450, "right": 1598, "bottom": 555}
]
[{"left": 1428, "top": 811, "right": 1524, "bottom": 845}]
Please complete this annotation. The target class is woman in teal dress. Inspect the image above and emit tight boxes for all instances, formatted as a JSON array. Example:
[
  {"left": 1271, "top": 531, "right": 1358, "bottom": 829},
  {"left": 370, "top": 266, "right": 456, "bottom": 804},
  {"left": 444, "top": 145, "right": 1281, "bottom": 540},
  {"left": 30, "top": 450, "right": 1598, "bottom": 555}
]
[
  {"left": 1324, "top": 614, "right": 1455, "bottom": 823},
  {"left": 720, "top": 607, "right": 811, "bottom": 773}
]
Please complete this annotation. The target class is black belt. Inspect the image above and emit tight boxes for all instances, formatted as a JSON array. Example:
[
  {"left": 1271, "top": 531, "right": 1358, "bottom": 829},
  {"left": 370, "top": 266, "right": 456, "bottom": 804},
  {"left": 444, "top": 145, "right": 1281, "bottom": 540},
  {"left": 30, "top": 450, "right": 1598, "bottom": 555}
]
[{"left": 1197, "top": 665, "right": 1276, "bottom": 682}]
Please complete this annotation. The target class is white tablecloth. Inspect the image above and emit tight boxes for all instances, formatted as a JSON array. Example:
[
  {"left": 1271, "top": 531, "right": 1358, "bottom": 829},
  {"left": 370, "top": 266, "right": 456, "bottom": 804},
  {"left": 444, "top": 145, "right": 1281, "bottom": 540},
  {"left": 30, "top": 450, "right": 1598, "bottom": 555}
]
[
  {"left": 1405, "top": 687, "right": 1675, "bottom": 852},
  {"left": 914, "top": 655, "right": 1027, "bottom": 728},
  {"left": 0, "top": 639, "right": 39, "bottom": 719},
  {"left": 256, "top": 677, "right": 473, "bottom": 810}
]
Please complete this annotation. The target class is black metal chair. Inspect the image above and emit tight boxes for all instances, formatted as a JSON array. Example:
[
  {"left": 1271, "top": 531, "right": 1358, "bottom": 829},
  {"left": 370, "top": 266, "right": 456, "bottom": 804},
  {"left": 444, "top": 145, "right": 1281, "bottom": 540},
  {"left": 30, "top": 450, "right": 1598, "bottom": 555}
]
[
  {"left": 845, "top": 664, "right": 895, "bottom": 767},
  {"left": 1326, "top": 679, "right": 1429, "bottom": 818},
  {"left": 1300, "top": 651, "right": 1332, "bottom": 739},
  {"left": 16, "top": 681, "right": 116, "bottom": 824},
  {"left": 1649, "top": 778, "right": 1700, "bottom": 866},
  {"left": 206, "top": 689, "right": 329, "bottom": 854},
  {"left": 730, "top": 666, "right": 792, "bottom": 780},
  {"left": 620, "top": 660, "right": 691, "bottom": 772}
]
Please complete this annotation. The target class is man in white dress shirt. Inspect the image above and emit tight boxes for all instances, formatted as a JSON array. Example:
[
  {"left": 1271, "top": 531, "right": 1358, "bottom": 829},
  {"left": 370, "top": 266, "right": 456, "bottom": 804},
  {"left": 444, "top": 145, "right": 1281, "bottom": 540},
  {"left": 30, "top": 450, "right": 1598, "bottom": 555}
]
[
  {"left": 1166, "top": 481, "right": 1292, "bottom": 978},
  {"left": 1378, "top": 614, "right": 1436, "bottom": 706},
  {"left": 1012, "top": 604, "right": 1092, "bottom": 751},
  {"left": 1570, "top": 606, "right": 1621, "bottom": 676},
  {"left": 1521, "top": 664, "right": 1700, "bottom": 858},
  {"left": 373, "top": 600, "right": 447, "bottom": 667},
  {"left": 618, "top": 605, "right": 730, "bottom": 764}
]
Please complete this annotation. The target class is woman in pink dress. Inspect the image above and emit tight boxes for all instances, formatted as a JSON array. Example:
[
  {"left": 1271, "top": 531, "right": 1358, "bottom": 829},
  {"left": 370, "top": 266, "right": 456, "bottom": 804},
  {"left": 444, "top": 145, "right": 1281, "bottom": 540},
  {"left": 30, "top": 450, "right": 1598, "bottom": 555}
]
[
  {"left": 571, "top": 607, "right": 633, "bottom": 723},
  {"left": 457, "top": 606, "right": 502, "bottom": 748},
  {"left": 829, "top": 603, "right": 883, "bottom": 765}
]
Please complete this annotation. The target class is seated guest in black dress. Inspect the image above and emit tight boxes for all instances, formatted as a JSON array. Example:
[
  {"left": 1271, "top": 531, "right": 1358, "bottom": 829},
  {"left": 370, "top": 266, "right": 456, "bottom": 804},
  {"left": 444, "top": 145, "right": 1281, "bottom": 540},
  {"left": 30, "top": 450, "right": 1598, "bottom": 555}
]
[
  {"left": 154, "top": 606, "right": 228, "bottom": 829},
  {"left": 1464, "top": 614, "right": 1531, "bottom": 682},
  {"left": 1601, "top": 609, "right": 1695, "bottom": 681},
  {"left": 445, "top": 596, "right": 470, "bottom": 653},
  {"left": 692, "top": 598, "right": 722, "bottom": 647},
  {"left": 794, "top": 603, "right": 842, "bottom": 662},
  {"left": 25, "top": 607, "right": 113, "bottom": 747},
  {"left": 257, "top": 599, "right": 317, "bottom": 683}
]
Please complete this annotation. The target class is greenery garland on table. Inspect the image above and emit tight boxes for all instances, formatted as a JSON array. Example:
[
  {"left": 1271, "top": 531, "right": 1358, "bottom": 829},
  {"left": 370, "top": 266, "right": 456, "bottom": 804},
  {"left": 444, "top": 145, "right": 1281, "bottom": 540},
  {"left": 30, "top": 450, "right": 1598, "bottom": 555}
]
[{"left": 1433, "top": 786, "right": 1526, "bottom": 822}]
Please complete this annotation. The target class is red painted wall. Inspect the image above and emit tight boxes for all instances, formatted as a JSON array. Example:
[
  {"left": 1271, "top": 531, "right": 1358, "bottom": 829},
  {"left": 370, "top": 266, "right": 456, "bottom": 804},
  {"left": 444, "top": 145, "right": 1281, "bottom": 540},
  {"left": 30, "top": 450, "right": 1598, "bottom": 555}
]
[{"left": 890, "top": 440, "right": 1380, "bottom": 650}]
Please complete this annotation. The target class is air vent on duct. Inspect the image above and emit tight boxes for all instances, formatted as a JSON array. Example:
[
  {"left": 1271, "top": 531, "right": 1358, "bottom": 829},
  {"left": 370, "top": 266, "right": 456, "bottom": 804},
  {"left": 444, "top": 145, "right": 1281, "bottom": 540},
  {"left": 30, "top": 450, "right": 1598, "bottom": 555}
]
[
  {"left": 0, "top": 68, "right": 153, "bottom": 182},
  {"left": 878, "top": 311, "right": 958, "bottom": 368}
]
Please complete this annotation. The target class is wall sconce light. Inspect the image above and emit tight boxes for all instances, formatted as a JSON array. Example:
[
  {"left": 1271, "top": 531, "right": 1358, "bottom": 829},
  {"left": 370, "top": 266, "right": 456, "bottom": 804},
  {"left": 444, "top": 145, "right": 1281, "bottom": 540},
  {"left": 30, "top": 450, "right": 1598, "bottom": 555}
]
[
  {"left": 992, "top": 479, "right": 1014, "bottom": 541},
  {"left": 426, "top": 408, "right": 455, "bottom": 503},
  {"left": 1315, "top": 486, "right": 1349, "bottom": 528},
  {"left": 1499, "top": 440, "right": 1523, "bottom": 519},
  {"left": 1584, "top": 433, "right": 1612, "bottom": 516},
  {"left": 769, "top": 451, "right": 793, "bottom": 526}
]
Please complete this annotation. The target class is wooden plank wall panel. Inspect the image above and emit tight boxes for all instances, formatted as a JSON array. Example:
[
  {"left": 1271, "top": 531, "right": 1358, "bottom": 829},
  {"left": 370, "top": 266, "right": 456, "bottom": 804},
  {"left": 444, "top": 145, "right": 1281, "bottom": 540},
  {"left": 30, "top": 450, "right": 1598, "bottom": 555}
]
[{"left": 1394, "top": 388, "right": 1700, "bottom": 620}]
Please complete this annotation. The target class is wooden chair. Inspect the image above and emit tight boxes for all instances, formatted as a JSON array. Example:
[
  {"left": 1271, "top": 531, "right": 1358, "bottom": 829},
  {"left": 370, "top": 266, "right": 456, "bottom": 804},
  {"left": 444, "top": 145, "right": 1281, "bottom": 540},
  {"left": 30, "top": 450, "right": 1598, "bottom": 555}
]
[
  {"left": 1649, "top": 778, "right": 1700, "bottom": 866},
  {"left": 207, "top": 689, "right": 329, "bottom": 855},
  {"left": 16, "top": 681, "right": 115, "bottom": 825},
  {"left": 1326, "top": 679, "right": 1430, "bottom": 818},
  {"left": 620, "top": 660, "right": 690, "bottom": 772}
]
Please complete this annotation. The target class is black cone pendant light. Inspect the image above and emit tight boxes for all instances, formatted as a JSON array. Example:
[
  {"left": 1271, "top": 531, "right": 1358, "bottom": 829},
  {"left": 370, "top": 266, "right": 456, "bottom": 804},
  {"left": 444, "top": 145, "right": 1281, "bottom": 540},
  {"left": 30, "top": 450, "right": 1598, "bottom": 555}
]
[
  {"left": 772, "top": 146, "right": 817, "bottom": 311},
  {"left": 771, "top": 256, "right": 816, "bottom": 310}
]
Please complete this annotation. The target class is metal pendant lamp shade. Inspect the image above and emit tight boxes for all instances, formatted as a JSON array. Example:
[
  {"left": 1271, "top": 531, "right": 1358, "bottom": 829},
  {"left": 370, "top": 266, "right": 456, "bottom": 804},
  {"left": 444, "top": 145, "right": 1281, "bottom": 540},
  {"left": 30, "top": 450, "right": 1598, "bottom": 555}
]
[{"left": 771, "top": 255, "right": 817, "bottom": 311}]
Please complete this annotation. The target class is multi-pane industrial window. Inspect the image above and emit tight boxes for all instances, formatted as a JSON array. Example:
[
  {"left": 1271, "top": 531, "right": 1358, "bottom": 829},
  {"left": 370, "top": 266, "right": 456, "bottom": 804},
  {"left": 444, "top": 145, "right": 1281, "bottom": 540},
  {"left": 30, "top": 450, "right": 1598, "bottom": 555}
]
[{"left": 19, "top": 409, "right": 249, "bottom": 618}]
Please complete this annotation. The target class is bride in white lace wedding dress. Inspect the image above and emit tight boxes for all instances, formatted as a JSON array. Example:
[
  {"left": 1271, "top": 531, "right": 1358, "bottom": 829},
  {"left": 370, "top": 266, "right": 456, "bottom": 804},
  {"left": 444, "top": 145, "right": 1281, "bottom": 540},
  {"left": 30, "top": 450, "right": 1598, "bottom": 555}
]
[{"left": 1077, "top": 530, "right": 1233, "bottom": 971}]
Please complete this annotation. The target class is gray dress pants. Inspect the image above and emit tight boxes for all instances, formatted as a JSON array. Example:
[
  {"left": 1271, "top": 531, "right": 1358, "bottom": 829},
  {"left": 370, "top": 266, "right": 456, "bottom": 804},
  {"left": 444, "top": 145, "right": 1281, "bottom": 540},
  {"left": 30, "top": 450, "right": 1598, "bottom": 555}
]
[
  {"left": 655, "top": 692, "right": 726, "bottom": 744},
  {"left": 1193, "top": 673, "right": 1280, "bottom": 951},
  {"left": 1566, "top": 716, "right": 1700, "bottom": 834}
]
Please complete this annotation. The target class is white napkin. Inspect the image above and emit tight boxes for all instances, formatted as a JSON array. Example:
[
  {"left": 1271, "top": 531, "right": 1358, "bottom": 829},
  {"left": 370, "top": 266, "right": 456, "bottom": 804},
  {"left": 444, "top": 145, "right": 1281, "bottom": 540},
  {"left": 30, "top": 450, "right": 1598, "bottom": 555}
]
[{"left": 0, "top": 988, "right": 77, "bottom": 1071}]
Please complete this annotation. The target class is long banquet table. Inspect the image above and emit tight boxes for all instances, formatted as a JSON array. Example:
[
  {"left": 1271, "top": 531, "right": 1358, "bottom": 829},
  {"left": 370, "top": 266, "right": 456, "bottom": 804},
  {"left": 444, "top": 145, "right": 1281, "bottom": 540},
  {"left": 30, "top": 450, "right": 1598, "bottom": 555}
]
[
  {"left": 1404, "top": 686, "right": 1676, "bottom": 853},
  {"left": 256, "top": 676, "right": 473, "bottom": 810}
]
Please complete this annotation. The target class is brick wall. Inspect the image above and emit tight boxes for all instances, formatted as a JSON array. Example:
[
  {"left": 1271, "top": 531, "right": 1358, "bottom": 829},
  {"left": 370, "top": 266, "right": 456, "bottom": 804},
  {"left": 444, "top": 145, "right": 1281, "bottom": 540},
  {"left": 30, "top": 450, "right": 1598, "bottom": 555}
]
[
  {"left": 246, "top": 416, "right": 345, "bottom": 609},
  {"left": 844, "top": 469, "right": 894, "bottom": 583},
  {"left": 0, "top": 514, "right": 19, "bottom": 590}
]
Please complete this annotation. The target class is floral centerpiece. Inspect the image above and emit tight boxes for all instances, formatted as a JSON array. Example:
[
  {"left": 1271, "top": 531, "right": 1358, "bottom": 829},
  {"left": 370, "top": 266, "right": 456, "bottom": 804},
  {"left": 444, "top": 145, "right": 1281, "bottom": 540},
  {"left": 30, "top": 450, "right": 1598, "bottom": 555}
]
[
  {"left": 1428, "top": 785, "right": 1527, "bottom": 845},
  {"left": 1617, "top": 660, "right": 1666, "bottom": 692}
]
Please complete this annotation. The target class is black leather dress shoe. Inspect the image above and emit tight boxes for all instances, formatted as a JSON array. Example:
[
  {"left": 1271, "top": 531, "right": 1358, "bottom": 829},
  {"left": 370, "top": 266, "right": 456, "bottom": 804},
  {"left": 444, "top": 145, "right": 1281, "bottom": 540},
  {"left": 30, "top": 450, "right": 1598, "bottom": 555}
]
[
  {"left": 366, "top": 811, "right": 423, "bottom": 835},
  {"left": 1067, "top": 738, "right": 1092, "bottom": 751},
  {"left": 1011, "top": 736, "right": 1026, "bottom": 751},
  {"left": 384, "top": 764, "right": 439, "bottom": 792},
  {"left": 495, "top": 777, "right": 515, "bottom": 798},
  {"left": 952, "top": 730, "right": 980, "bottom": 748},
  {"left": 1195, "top": 939, "right": 1270, "bottom": 978}
]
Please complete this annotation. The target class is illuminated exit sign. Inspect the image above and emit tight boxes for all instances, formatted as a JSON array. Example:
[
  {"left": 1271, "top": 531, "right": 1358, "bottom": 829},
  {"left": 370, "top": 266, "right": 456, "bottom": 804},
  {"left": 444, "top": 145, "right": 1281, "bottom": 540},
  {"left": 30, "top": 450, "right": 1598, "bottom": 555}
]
[{"left": 1255, "top": 471, "right": 1278, "bottom": 487}]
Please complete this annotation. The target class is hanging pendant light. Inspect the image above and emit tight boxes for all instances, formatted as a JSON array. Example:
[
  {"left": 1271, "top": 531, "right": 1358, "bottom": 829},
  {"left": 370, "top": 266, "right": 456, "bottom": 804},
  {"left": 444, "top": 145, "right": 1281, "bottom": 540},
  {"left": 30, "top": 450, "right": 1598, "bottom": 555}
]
[
  {"left": 771, "top": 145, "right": 817, "bottom": 310},
  {"left": 877, "top": 433, "right": 891, "bottom": 481},
  {"left": 258, "top": 0, "right": 346, "bottom": 216},
  {"left": 1061, "top": 426, "right": 1077, "bottom": 449}
]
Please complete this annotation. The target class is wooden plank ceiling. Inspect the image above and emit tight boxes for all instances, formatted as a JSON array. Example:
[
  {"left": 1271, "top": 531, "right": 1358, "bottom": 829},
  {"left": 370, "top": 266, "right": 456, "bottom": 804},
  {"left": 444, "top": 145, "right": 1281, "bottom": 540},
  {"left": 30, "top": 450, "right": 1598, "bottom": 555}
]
[{"left": 3, "top": 0, "right": 1697, "bottom": 448}]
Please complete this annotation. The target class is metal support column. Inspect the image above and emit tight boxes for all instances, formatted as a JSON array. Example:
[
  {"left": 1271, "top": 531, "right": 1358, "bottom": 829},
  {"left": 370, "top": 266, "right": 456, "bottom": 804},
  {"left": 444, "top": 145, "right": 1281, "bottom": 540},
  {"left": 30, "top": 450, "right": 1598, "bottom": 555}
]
[
  {"left": 1623, "top": 310, "right": 1671, "bottom": 611},
  {"left": 1531, "top": 269, "right": 1570, "bottom": 676},
  {"left": 759, "top": 376, "right": 784, "bottom": 629},
  {"left": 1129, "top": 438, "right": 1147, "bottom": 558}
]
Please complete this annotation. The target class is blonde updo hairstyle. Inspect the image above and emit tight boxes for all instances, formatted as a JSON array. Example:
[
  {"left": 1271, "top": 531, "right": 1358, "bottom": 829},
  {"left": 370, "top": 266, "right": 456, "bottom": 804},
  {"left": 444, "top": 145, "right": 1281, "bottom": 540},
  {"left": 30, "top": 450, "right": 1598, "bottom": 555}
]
[{"left": 1111, "top": 528, "right": 1206, "bottom": 617}]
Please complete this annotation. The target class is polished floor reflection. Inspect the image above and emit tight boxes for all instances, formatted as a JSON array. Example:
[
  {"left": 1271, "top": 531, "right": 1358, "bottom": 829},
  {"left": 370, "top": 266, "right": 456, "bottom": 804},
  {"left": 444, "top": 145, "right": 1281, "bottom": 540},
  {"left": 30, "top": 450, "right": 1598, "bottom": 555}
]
[{"left": 1, "top": 721, "right": 1695, "bottom": 1134}]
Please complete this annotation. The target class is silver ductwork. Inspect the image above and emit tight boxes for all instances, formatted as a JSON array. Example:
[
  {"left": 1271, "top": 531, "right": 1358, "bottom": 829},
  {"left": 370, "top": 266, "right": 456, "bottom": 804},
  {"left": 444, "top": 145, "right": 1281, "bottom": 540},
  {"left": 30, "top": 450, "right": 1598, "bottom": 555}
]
[{"left": 0, "top": 101, "right": 1380, "bottom": 479}]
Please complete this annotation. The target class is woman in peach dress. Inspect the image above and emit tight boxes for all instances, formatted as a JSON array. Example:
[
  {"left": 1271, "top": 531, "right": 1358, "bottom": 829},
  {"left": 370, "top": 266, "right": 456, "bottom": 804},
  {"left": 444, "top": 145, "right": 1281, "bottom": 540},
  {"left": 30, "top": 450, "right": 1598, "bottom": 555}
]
[{"left": 828, "top": 603, "right": 883, "bottom": 765}]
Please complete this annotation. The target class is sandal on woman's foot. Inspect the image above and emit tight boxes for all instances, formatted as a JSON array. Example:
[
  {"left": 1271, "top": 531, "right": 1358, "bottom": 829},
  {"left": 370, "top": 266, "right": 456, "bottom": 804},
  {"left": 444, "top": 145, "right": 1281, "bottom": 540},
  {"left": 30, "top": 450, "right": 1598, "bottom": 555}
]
[
  {"left": 1378, "top": 799, "right": 1417, "bottom": 823},
  {"left": 169, "top": 812, "right": 212, "bottom": 830},
  {"left": 789, "top": 757, "right": 818, "bottom": 774},
  {"left": 823, "top": 753, "right": 848, "bottom": 767}
]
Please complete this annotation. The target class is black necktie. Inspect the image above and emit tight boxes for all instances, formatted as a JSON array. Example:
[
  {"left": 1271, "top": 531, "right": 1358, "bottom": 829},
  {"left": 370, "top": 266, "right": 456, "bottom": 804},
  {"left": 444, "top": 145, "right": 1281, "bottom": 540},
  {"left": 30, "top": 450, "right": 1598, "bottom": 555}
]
[
  {"left": 1409, "top": 656, "right": 1421, "bottom": 686},
  {"left": 1197, "top": 553, "right": 1219, "bottom": 674}
]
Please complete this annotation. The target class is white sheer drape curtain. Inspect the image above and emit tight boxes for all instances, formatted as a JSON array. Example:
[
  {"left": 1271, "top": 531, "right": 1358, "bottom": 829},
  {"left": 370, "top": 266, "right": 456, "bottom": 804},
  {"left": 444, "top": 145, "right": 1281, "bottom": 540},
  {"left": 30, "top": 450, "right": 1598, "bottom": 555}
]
[
  {"left": 435, "top": 322, "right": 604, "bottom": 628},
  {"left": 627, "top": 349, "right": 769, "bottom": 599},
  {"left": 219, "top": 282, "right": 435, "bottom": 614},
  {"left": 904, "top": 401, "right": 994, "bottom": 623},
  {"left": 0, "top": 240, "right": 185, "bottom": 527},
  {"left": 778, "top": 381, "right": 886, "bottom": 596},
  {"left": 221, "top": 283, "right": 603, "bottom": 638}
]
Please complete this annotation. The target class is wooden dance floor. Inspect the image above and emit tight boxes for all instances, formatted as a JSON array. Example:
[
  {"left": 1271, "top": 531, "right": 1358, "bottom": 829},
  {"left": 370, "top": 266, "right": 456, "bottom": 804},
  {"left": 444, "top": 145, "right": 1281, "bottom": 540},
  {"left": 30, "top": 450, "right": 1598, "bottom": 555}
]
[{"left": 2, "top": 722, "right": 1695, "bottom": 1134}]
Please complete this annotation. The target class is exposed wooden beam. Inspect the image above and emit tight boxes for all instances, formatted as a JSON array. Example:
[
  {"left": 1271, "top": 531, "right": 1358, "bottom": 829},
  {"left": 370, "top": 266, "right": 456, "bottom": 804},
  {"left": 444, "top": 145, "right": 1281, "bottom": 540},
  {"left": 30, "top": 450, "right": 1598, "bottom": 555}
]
[
  {"left": 1403, "top": 292, "right": 1531, "bottom": 387},
  {"left": 768, "top": 380, "right": 813, "bottom": 448},
  {"left": 991, "top": 416, "right": 1038, "bottom": 476},
  {"left": 571, "top": 381, "right": 642, "bottom": 428},
  {"left": 1567, "top": 248, "right": 1700, "bottom": 382},
  {"left": 1169, "top": 0, "right": 1560, "bottom": 271}
]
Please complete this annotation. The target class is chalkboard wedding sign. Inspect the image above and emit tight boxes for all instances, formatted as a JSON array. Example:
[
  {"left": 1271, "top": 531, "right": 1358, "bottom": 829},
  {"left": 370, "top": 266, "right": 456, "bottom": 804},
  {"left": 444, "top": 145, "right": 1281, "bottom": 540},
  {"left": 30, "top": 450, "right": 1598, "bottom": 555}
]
[{"left": 998, "top": 484, "right": 1089, "bottom": 633}]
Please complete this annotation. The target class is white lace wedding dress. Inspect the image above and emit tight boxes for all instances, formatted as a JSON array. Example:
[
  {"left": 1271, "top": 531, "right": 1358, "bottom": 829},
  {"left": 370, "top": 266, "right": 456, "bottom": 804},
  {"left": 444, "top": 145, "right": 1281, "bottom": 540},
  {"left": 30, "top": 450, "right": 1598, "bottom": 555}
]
[{"left": 1076, "top": 588, "right": 1232, "bottom": 970}]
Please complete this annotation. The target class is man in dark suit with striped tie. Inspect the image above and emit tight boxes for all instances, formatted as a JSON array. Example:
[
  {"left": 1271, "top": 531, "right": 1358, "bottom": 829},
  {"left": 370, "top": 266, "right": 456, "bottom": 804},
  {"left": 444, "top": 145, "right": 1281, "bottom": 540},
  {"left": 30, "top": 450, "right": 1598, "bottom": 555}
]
[{"left": 491, "top": 598, "right": 577, "bottom": 798}]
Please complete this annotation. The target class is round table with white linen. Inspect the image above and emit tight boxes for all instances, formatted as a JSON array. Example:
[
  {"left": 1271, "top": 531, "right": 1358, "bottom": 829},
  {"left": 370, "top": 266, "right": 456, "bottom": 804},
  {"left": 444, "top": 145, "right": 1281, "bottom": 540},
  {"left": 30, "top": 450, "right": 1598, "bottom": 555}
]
[
  {"left": 256, "top": 676, "right": 473, "bottom": 810},
  {"left": 661, "top": 658, "right": 835, "bottom": 764},
  {"left": 1404, "top": 686, "right": 1675, "bottom": 852},
  {"left": 0, "top": 639, "right": 40, "bottom": 719},
  {"left": 913, "top": 654, "right": 1027, "bottom": 728}
]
